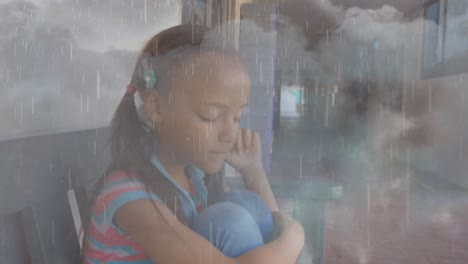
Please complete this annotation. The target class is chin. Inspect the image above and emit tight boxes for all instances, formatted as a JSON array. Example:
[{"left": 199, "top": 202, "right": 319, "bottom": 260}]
[{"left": 198, "top": 161, "right": 224, "bottom": 175}]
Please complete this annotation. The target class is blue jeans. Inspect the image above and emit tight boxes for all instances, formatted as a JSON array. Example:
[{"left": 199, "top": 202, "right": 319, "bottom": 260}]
[{"left": 191, "top": 190, "right": 275, "bottom": 258}]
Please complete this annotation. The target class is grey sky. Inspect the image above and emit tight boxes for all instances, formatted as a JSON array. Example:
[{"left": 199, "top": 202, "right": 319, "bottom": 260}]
[{"left": 0, "top": 0, "right": 180, "bottom": 140}]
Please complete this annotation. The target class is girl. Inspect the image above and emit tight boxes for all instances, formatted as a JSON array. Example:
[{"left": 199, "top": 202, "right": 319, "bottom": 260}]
[{"left": 82, "top": 25, "right": 304, "bottom": 264}]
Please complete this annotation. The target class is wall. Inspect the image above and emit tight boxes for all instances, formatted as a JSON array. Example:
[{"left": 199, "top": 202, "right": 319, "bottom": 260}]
[
  {"left": 0, "top": 128, "right": 110, "bottom": 219},
  {"left": 233, "top": 0, "right": 255, "bottom": 50},
  {"left": 402, "top": 7, "right": 468, "bottom": 189}
]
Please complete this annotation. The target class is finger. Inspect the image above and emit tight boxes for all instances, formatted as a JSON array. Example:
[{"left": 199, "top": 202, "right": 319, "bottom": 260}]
[
  {"left": 243, "top": 129, "right": 251, "bottom": 151},
  {"left": 231, "top": 130, "right": 239, "bottom": 153},
  {"left": 231, "top": 129, "right": 239, "bottom": 154},
  {"left": 231, "top": 138, "right": 238, "bottom": 154},
  {"left": 252, "top": 131, "right": 259, "bottom": 148},
  {"left": 237, "top": 129, "right": 243, "bottom": 153}
]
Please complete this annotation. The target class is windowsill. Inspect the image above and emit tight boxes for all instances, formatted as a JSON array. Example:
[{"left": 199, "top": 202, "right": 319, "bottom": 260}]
[{"left": 225, "top": 176, "right": 343, "bottom": 200}]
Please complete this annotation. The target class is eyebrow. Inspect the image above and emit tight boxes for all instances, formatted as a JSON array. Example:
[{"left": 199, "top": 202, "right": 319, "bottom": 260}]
[{"left": 205, "top": 102, "right": 249, "bottom": 108}]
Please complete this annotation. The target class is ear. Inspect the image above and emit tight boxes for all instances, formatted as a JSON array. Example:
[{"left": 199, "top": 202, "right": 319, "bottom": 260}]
[{"left": 142, "top": 91, "right": 164, "bottom": 126}]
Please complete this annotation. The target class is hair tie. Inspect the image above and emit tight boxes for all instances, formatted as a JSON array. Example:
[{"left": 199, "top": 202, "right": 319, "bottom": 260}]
[
  {"left": 126, "top": 85, "right": 137, "bottom": 95},
  {"left": 143, "top": 70, "right": 157, "bottom": 89},
  {"left": 141, "top": 57, "right": 157, "bottom": 89}
]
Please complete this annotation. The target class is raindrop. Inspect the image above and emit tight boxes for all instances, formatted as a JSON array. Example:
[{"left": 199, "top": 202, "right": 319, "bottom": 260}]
[
  {"left": 295, "top": 61, "right": 299, "bottom": 84},
  {"left": 97, "top": 70, "right": 101, "bottom": 100},
  {"left": 19, "top": 100, "right": 23, "bottom": 126},
  {"left": 94, "top": 140, "right": 97, "bottom": 155},
  {"left": 460, "top": 136, "right": 463, "bottom": 161},
  {"left": 260, "top": 62, "right": 263, "bottom": 83},
  {"left": 144, "top": 0, "right": 148, "bottom": 23},
  {"left": 299, "top": 153, "right": 302, "bottom": 178},
  {"left": 324, "top": 94, "right": 329, "bottom": 127},
  {"left": 51, "top": 219, "right": 55, "bottom": 245},
  {"left": 70, "top": 42, "right": 73, "bottom": 61},
  {"left": 367, "top": 183, "right": 371, "bottom": 250},
  {"left": 428, "top": 85, "right": 432, "bottom": 112},
  {"left": 461, "top": 88, "right": 464, "bottom": 105},
  {"left": 68, "top": 168, "right": 72, "bottom": 190},
  {"left": 406, "top": 149, "right": 411, "bottom": 227}
]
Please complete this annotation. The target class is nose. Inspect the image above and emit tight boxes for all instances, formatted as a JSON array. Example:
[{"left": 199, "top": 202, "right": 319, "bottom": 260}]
[{"left": 218, "top": 117, "right": 238, "bottom": 145}]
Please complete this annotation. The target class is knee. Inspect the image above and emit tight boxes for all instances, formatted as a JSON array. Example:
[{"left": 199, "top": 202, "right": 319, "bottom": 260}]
[
  {"left": 192, "top": 202, "right": 264, "bottom": 257},
  {"left": 218, "top": 190, "right": 275, "bottom": 242},
  {"left": 219, "top": 190, "right": 271, "bottom": 218},
  {"left": 193, "top": 202, "right": 259, "bottom": 233}
]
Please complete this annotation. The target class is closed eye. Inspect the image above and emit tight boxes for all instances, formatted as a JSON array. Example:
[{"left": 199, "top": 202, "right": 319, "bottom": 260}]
[{"left": 199, "top": 115, "right": 219, "bottom": 123}]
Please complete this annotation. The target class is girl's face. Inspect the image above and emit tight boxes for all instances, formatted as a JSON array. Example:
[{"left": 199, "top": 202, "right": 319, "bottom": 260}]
[{"left": 149, "top": 53, "right": 250, "bottom": 174}]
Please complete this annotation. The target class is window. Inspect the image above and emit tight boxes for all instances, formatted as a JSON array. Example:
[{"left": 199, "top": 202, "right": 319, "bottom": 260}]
[
  {"left": 423, "top": 0, "right": 442, "bottom": 73},
  {"left": 422, "top": 0, "right": 468, "bottom": 78},
  {"left": 181, "top": 0, "right": 206, "bottom": 25}
]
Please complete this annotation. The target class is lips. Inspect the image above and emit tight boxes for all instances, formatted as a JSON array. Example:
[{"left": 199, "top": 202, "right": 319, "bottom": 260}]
[
  {"left": 211, "top": 151, "right": 228, "bottom": 154},
  {"left": 210, "top": 152, "right": 228, "bottom": 159},
  {"left": 211, "top": 149, "right": 229, "bottom": 154},
  {"left": 210, "top": 152, "right": 227, "bottom": 156}
]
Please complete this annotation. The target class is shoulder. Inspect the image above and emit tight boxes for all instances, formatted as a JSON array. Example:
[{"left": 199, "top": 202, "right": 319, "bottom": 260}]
[
  {"left": 92, "top": 169, "right": 163, "bottom": 233},
  {"left": 95, "top": 170, "right": 150, "bottom": 203},
  {"left": 103, "top": 170, "right": 146, "bottom": 191}
]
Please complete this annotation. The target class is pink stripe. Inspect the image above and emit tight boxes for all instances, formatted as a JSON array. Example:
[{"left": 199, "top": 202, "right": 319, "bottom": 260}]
[
  {"left": 93, "top": 186, "right": 147, "bottom": 215},
  {"left": 88, "top": 223, "right": 117, "bottom": 240},
  {"left": 85, "top": 246, "right": 149, "bottom": 262},
  {"left": 106, "top": 170, "right": 131, "bottom": 182},
  {"left": 84, "top": 170, "right": 153, "bottom": 263},
  {"left": 86, "top": 241, "right": 132, "bottom": 258},
  {"left": 88, "top": 224, "right": 137, "bottom": 248},
  {"left": 98, "top": 182, "right": 145, "bottom": 204}
]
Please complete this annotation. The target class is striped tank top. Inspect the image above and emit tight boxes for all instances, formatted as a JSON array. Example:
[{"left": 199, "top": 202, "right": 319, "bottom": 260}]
[{"left": 83, "top": 155, "right": 208, "bottom": 264}]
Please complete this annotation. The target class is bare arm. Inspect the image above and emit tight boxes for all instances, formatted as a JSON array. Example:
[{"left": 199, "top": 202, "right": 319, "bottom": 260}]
[
  {"left": 114, "top": 199, "right": 303, "bottom": 264},
  {"left": 227, "top": 129, "right": 279, "bottom": 212},
  {"left": 239, "top": 164, "right": 279, "bottom": 212}
]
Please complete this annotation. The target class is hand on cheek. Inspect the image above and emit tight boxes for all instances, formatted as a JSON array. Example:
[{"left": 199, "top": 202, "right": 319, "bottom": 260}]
[{"left": 226, "top": 128, "right": 262, "bottom": 171}]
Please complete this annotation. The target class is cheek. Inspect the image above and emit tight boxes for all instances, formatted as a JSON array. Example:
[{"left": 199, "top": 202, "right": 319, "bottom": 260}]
[
  {"left": 169, "top": 115, "right": 218, "bottom": 153},
  {"left": 158, "top": 112, "right": 192, "bottom": 145},
  {"left": 187, "top": 122, "right": 219, "bottom": 151}
]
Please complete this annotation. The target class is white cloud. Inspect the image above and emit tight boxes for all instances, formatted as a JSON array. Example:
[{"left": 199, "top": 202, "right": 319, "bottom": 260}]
[{"left": 338, "top": 5, "right": 404, "bottom": 48}]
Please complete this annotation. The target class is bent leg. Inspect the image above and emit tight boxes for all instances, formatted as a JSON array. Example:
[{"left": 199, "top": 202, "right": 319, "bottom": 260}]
[
  {"left": 191, "top": 202, "right": 264, "bottom": 258},
  {"left": 217, "top": 190, "right": 275, "bottom": 242}
]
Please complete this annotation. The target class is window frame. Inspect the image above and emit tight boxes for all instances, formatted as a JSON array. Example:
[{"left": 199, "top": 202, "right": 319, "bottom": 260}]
[{"left": 421, "top": 0, "right": 468, "bottom": 79}]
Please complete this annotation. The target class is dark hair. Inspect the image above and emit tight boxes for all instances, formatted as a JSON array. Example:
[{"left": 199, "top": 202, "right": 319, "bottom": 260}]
[{"left": 81, "top": 25, "right": 243, "bottom": 256}]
